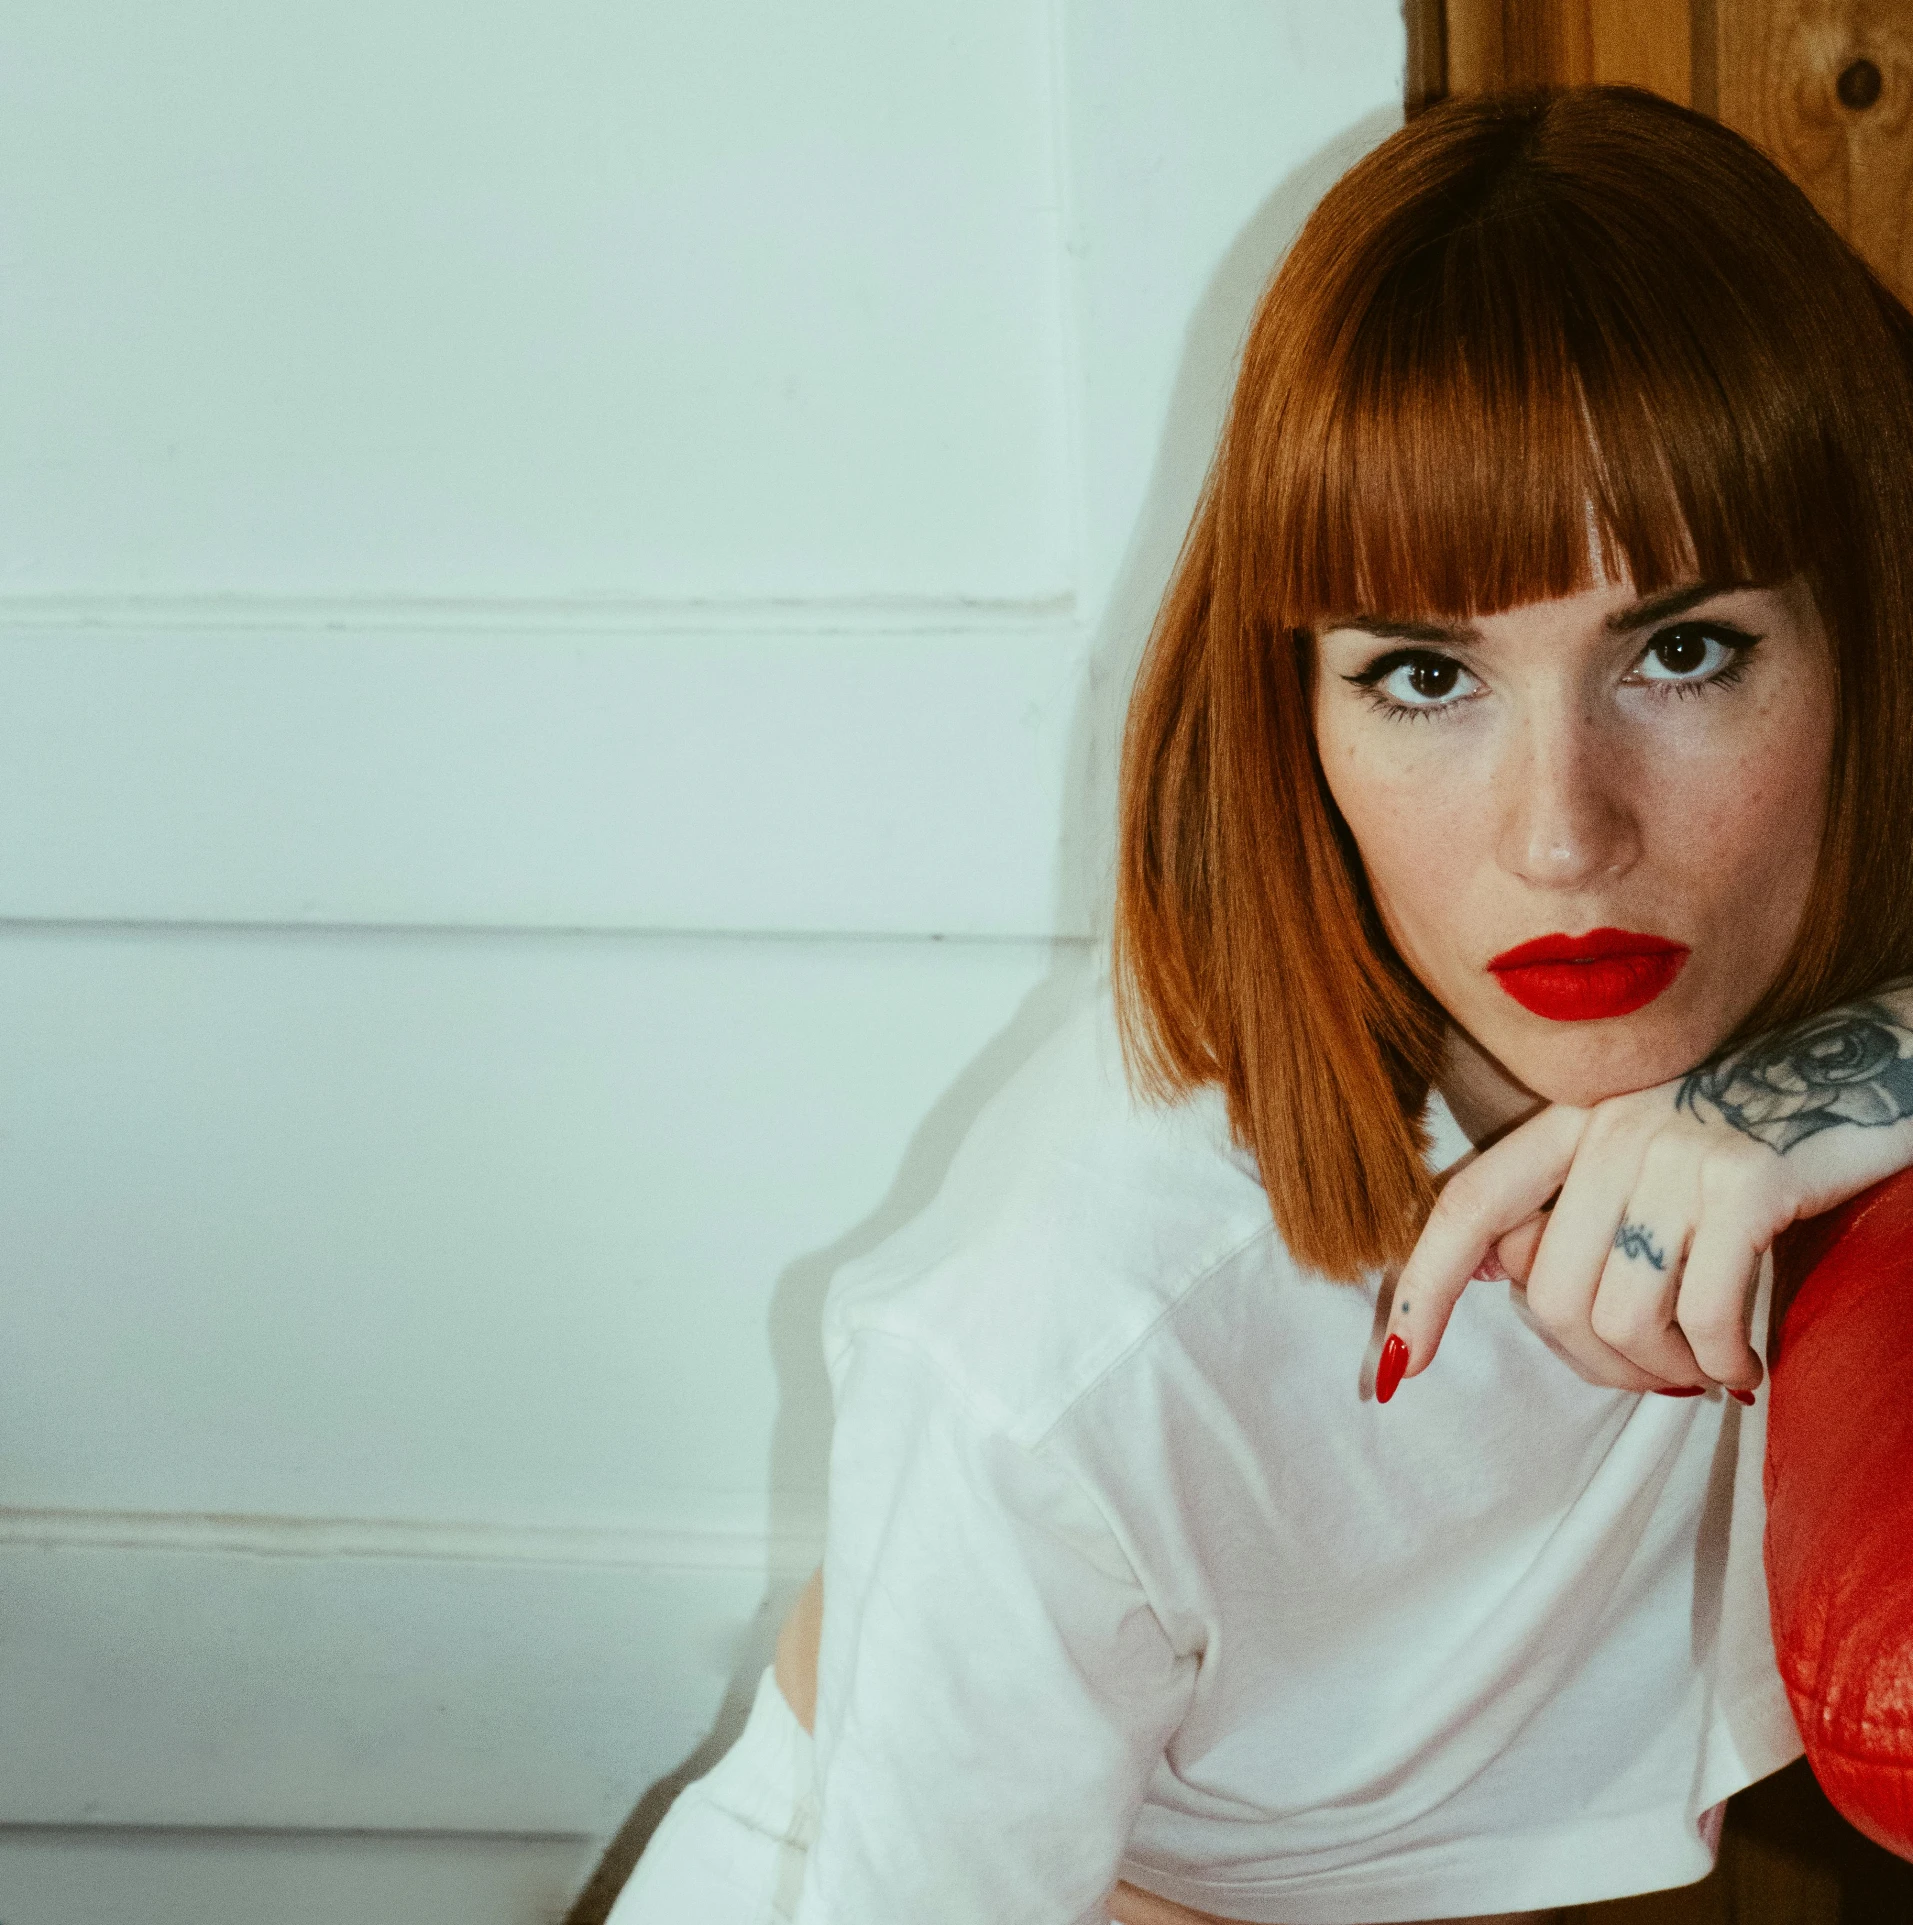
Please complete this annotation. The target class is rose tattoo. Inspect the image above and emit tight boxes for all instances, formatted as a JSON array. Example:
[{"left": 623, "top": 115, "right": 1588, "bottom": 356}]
[{"left": 1677, "top": 1000, "right": 1913, "bottom": 1153}]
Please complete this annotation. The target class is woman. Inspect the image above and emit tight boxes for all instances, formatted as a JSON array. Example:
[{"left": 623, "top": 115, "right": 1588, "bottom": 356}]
[{"left": 614, "top": 87, "right": 1913, "bottom": 1923}]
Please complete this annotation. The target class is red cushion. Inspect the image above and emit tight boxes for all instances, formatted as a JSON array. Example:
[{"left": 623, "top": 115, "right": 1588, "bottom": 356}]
[{"left": 1768, "top": 1168, "right": 1913, "bottom": 1860}]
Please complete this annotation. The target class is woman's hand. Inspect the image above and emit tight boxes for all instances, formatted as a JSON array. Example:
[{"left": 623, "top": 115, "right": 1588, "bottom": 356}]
[{"left": 1385, "top": 990, "right": 1913, "bottom": 1396}]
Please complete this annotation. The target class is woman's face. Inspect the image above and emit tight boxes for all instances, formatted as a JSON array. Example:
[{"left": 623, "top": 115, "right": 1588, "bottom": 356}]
[{"left": 1313, "top": 572, "right": 1836, "bottom": 1121}]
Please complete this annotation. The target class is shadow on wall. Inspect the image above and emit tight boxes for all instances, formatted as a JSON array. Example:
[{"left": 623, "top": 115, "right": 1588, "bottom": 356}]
[{"left": 562, "top": 100, "right": 1405, "bottom": 1925}]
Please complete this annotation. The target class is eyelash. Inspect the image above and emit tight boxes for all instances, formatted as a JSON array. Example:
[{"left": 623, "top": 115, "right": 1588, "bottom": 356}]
[{"left": 1343, "top": 621, "right": 1763, "bottom": 723}]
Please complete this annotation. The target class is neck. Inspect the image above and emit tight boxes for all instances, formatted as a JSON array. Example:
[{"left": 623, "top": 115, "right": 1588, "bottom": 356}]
[{"left": 1436, "top": 1024, "right": 1545, "bottom": 1147}]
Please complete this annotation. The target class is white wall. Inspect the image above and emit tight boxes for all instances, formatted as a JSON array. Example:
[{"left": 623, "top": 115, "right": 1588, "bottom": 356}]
[{"left": 0, "top": 5, "right": 1406, "bottom": 1920}]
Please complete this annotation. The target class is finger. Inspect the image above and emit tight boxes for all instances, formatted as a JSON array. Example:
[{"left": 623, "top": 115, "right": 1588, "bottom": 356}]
[
  {"left": 1587, "top": 1136, "right": 1705, "bottom": 1386},
  {"left": 1495, "top": 1212, "right": 1548, "bottom": 1285},
  {"left": 1676, "top": 1225, "right": 1763, "bottom": 1394},
  {"left": 1388, "top": 1105, "right": 1589, "bottom": 1385},
  {"left": 1676, "top": 1157, "right": 1776, "bottom": 1390},
  {"left": 1523, "top": 1108, "right": 1667, "bottom": 1389}
]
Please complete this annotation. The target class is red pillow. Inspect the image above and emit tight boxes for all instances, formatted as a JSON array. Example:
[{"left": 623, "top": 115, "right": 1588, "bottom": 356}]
[{"left": 1768, "top": 1169, "right": 1913, "bottom": 1860}]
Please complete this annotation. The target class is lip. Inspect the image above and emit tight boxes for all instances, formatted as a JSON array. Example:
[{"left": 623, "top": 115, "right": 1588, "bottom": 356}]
[{"left": 1487, "top": 927, "right": 1690, "bottom": 1022}]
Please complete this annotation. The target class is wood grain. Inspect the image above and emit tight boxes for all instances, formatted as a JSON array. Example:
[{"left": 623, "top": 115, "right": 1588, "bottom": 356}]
[
  {"left": 1717, "top": 0, "right": 1913, "bottom": 301},
  {"left": 1406, "top": 0, "right": 1450, "bottom": 112},
  {"left": 1589, "top": 0, "right": 1694, "bottom": 100},
  {"left": 1443, "top": 0, "right": 1506, "bottom": 94},
  {"left": 1443, "top": 0, "right": 1692, "bottom": 102}
]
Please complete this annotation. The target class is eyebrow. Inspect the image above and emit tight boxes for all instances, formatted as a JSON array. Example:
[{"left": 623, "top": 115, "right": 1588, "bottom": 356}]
[
  {"left": 1325, "top": 580, "right": 1753, "bottom": 647},
  {"left": 1603, "top": 580, "right": 1750, "bottom": 632},
  {"left": 1325, "top": 614, "right": 1476, "bottom": 644}
]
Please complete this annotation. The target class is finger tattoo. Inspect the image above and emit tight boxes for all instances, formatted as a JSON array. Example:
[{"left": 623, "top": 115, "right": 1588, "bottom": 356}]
[{"left": 1613, "top": 1221, "right": 1668, "bottom": 1271}]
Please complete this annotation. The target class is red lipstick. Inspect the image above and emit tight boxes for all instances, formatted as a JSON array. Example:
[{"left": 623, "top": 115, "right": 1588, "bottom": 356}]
[{"left": 1487, "top": 927, "right": 1689, "bottom": 1021}]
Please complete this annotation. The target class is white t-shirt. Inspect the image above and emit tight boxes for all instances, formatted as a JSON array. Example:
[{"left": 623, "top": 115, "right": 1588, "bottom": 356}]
[{"left": 797, "top": 985, "right": 1801, "bottom": 1925}]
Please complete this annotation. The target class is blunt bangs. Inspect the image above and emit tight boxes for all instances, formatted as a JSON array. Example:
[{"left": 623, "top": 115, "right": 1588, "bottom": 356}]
[{"left": 1247, "top": 91, "right": 1872, "bottom": 631}]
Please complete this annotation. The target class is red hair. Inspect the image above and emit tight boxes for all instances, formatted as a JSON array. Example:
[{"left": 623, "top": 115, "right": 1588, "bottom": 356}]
[{"left": 1115, "top": 88, "right": 1913, "bottom": 1280}]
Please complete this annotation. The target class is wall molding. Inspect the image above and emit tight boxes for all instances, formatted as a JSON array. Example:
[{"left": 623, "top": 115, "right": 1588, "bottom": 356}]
[
  {"left": 0, "top": 916, "right": 1081, "bottom": 944},
  {"left": 0, "top": 591, "right": 1078, "bottom": 638},
  {"left": 0, "top": 1506, "right": 823, "bottom": 1577},
  {"left": 1, "top": 1521, "right": 799, "bottom": 1831}
]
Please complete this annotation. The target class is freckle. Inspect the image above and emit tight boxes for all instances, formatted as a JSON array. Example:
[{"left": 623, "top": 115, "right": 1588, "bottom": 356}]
[{"left": 1399, "top": 1300, "right": 1411, "bottom": 1314}]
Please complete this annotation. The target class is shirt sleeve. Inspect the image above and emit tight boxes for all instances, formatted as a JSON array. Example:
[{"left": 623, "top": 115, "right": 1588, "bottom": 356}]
[{"left": 796, "top": 1329, "right": 1196, "bottom": 1925}]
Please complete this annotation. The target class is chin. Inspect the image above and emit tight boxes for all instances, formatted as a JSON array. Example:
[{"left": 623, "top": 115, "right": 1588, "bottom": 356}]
[{"left": 1499, "top": 1016, "right": 1725, "bottom": 1108}]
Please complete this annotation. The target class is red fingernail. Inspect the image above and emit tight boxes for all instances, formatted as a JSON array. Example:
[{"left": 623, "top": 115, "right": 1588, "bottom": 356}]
[
  {"left": 1376, "top": 1333, "right": 1409, "bottom": 1404},
  {"left": 1730, "top": 1388, "right": 1756, "bottom": 1406},
  {"left": 1653, "top": 1387, "right": 1706, "bottom": 1398}
]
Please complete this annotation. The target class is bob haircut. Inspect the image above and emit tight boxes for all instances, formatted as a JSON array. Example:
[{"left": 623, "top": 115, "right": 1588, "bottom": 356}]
[{"left": 1115, "top": 87, "right": 1913, "bottom": 1282}]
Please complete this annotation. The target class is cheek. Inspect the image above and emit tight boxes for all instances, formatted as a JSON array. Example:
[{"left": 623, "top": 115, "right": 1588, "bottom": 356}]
[
  {"left": 1654, "top": 691, "right": 1833, "bottom": 914},
  {"left": 1316, "top": 727, "right": 1488, "bottom": 969}
]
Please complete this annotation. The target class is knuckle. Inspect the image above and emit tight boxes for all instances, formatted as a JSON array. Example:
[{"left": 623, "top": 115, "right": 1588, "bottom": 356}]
[
  {"left": 1678, "top": 1304, "right": 1743, "bottom": 1355},
  {"left": 1587, "top": 1306, "right": 1626, "bottom": 1350},
  {"left": 1587, "top": 1085, "right": 1644, "bottom": 1121},
  {"left": 1589, "top": 1295, "right": 1655, "bottom": 1349},
  {"left": 1581, "top": 1356, "right": 1660, "bottom": 1391},
  {"left": 1581, "top": 1103, "right": 1638, "bottom": 1152},
  {"left": 1637, "top": 1129, "right": 1694, "bottom": 1183},
  {"left": 1429, "top": 1181, "right": 1488, "bottom": 1239},
  {"left": 1696, "top": 1140, "right": 1767, "bottom": 1203}
]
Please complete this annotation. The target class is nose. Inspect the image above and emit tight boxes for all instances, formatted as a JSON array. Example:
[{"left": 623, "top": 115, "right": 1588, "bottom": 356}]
[{"left": 1495, "top": 703, "right": 1641, "bottom": 889}]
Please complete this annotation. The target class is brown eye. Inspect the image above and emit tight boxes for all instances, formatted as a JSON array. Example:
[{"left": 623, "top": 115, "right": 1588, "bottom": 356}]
[
  {"left": 1406, "top": 656, "right": 1459, "bottom": 699},
  {"left": 1633, "top": 622, "right": 1755, "bottom": 687},
  {"left": 1355, "top": 649, "right": 1481, "bottom": 712},
  {"left": 1650, "top": 627, "right": 1709, "bottom": 675},
  {"left": 1346, "top": 646, "right": 1481, "bottom": 714}
]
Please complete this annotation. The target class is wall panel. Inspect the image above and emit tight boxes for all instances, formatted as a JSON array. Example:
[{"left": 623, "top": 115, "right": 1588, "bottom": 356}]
[
  {"left": 0, "top": 618, "right": 1091, "bottom": 937},
  {"left": 1, "top": 926, "right": 1088, "bottom": 1528},
  {"left": 0, "top": 1, "right": 1070, "bottom": 603}
]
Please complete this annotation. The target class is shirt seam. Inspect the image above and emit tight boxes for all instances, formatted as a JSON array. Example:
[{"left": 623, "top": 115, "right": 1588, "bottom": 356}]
[
  {"left": 1028, "top": 1215, "right": 1287, "bottom": 1445},
  {"left": 844, "top": 1216, "right": 1280, "bottom": 1660},
  {"left": 850, "top": 1321, "right": 1216, "bottom": 1656}
]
